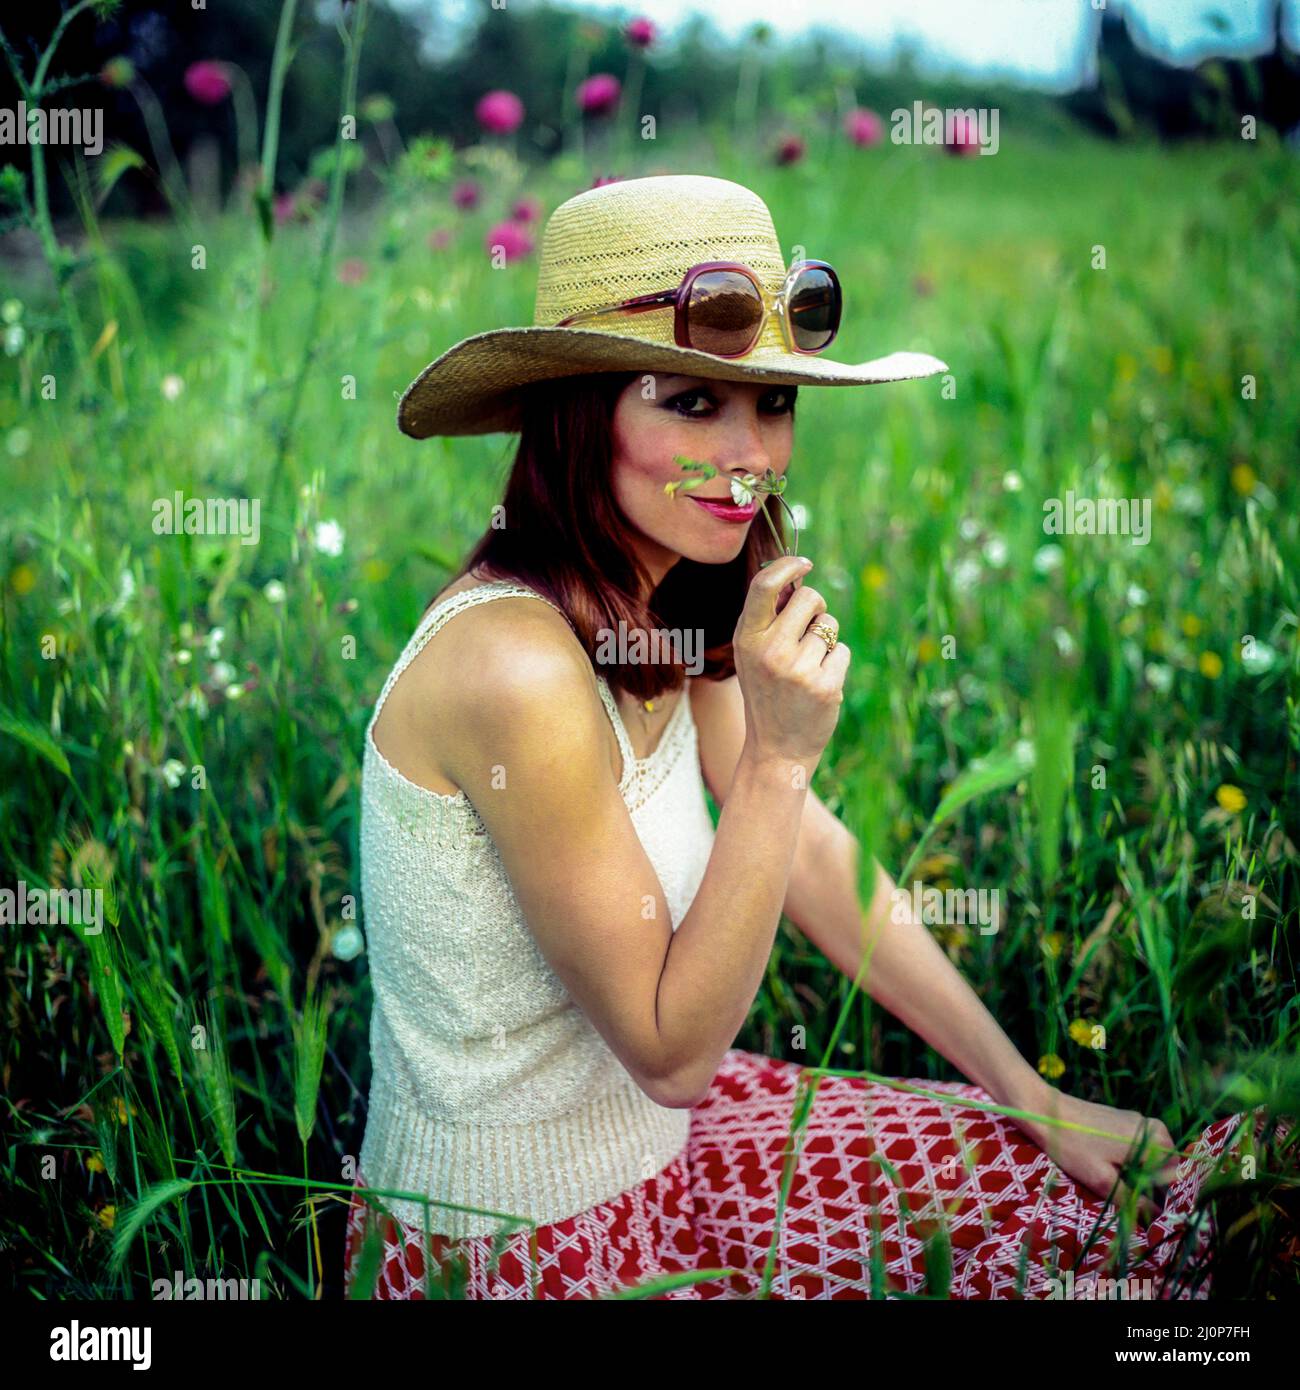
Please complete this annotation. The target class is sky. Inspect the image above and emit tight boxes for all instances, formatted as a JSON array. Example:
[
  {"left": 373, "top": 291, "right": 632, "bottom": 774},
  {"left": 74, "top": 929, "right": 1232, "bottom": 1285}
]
[{"left": 388, "top": 0, "right": 1300, "bottom": 91}]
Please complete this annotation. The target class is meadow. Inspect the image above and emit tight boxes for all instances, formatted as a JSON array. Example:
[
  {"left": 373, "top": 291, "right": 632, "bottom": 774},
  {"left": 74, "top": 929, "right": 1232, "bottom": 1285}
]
[{"left": 1, "top": 14, "right": 1297, "bottom": 1298}]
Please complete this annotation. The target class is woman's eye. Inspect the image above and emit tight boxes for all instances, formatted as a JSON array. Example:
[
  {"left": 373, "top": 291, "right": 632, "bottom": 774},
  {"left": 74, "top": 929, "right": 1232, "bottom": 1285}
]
[
  {"left": 667, "top": 390, "right": 715, "bottom": 417},
  {"left": 761, "top": 388, "right": 795, "bottom": 414}
]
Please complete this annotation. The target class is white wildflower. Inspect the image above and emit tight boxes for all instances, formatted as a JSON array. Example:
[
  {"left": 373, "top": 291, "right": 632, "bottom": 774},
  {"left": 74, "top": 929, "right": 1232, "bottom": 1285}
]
[
  {"left": 332, "top": 925, "right": 365, "bottom": 961},
  {"left": 982, "top": 536, "right": 1008, "bottom": 568},
  {"left": 161, "top": 758, "right": 186, "bottom": 789},
  {"left": 263, "top": 579, "right": 287, "bottom": 604},
  {"left": 1033, "top": 544, "right": 1064, "bottom": 575},
  {"left": 161, "top": 374, "right": 185, "bottom": 400},
  {"left": 313, "top": 520, "right": 345, "bottom": 556},
  {"left": 1145, "top": 663, "right": 1174, "bottom": 694}
]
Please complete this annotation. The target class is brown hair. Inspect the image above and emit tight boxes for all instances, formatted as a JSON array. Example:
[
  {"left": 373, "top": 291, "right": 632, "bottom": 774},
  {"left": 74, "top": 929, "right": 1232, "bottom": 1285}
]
[{"left": 447, "top": 371, "right": 792, "bottom": 703}]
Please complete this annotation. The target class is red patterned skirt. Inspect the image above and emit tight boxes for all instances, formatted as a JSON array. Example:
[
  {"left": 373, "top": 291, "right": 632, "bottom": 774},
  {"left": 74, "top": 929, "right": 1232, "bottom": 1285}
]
[{"left": 341, "top": 1048, "right": 1283, "bottom": 1300}]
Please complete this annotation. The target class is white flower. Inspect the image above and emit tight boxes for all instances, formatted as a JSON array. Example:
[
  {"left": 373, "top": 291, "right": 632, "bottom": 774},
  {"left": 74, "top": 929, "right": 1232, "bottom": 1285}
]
[
  {"left": 959, "top": 517, "right": 980, "bottom": 542},
  {"left": 7, "top": 427, "right": 31, "bottom": 457},
  {"left": 160, "top": 374, "right": 185, "bottom": 401},
  {"left": 225, "top": 683, "right": 246, "bottom": 701},
  {"left": 210, "top": 660, "right": 236, "bottom": 686},
  {"left": 313, "top": 520, "right": 345, "bottom": 556},
  {"left": 161, "top": 758, "right": 186, "bottom": 789},
  {"left": 1052, "top": 626, "right": 1076, "bottom": 658},
  {"left": 180, "top": 687, "right": 209, "bottom": 719},
  {"left": 205, "top": 627, "right": 224, "bottom": 659},
  {"left": 1033, "top": 544, "right": 1064, "bottom": 575},
  {"left": 109, "top": 569, "right": 135, "bottom": 617},
  {"left": 1173, "top": 485, "right": 1204, "bottom": 516},
  {"left": 1145, "top": 663, "right": 1174, "bottom": 694},
  {"left": 332, "top": 924, "right": 365, "bottom": 961},
  {"left": 174, "top": 648, "right": 192, "bottom": 666},
  {"left": 263, "top": 579, "right": 286, "bottom": 604},
  {"left": 729, "top": 476, "right": 757, "bottom": 505},
  {"left": 1002, "top": 471, "right": 1023, "bottom": 493},
  {"left": 4, "top": 324, "right": 24, "bottom": 356},
  {"left": 1, "top": 299, "right": 22, "bottom": 324},
  {"left": 1241, "top": 641, "right": 1276, "bottom": 675},
  {"left": 951, "top": 556, "right": 982, "bottom": 595},
  {"left": 788, "top": 502, "right": 809, "bottom": 531},
  {"left": 1126, "top": 583, "right": 1148, "bottom": 608},
  {"left": 982, "top": 536, "right": 1008, "bottom": 568}
]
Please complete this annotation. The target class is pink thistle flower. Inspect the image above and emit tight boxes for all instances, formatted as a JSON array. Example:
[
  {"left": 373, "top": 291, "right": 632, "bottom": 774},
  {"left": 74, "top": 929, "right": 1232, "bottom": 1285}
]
[
  {"left": 428, "top": 227, "right": 453, "bottom": 250},
  {"left": 844, "top": 108, "right": 883, "bottom": 148},
  {"left": 945, "top": 111, "right": 981, "bottom": 157},
  {"left": 336, "top": 258, "right": 368, "bottom": 285},
  {"left": 775, "top": 134, "right": 805, "bottom": 166},
  {"left": 273, "top": 192, "right": 296, "bottom": 226},
  {"left": 577, "top": 73, "right": 621, "bottom": 117},
  {"left": 589, "top": 174, "right": 623, "bottom": 189},
  {"left": 475, "top": 90, "right": 524, "bottom": 136},
  {"left": 452, "top": 180, "right": 481, "bottom": 211},
  {"left": 625, "top": 17, "right": 656, "bottom": 48},
  {"left": 486, "top": 221, "right": 535, "bottom": 263},
  {"left": 511, "top": 195, "right": 542, "bottom": 224},
  {"left": 184, "top": 61, "right": 231, "bottom": 106}
]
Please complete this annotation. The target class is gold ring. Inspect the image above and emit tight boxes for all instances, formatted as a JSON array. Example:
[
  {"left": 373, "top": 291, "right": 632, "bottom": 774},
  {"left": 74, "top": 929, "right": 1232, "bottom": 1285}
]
[{"left": 810, "top": 622, "right": 838, "bottom": 652}]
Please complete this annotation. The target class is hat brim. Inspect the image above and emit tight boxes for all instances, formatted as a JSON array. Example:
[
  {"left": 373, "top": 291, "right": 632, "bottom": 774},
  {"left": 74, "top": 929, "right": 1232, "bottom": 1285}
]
[{"left": 396, "top": 326, "right": 948, "bottom": 438}]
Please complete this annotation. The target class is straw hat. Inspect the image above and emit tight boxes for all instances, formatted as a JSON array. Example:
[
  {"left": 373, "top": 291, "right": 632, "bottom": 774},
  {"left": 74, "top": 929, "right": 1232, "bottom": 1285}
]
[{"left": 397, "top": 173, "right": 947, "bottom": 438}]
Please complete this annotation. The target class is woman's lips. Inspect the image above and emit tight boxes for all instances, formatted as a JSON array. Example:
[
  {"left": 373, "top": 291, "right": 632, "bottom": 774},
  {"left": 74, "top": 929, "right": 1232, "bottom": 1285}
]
[{"left": 688, "top": 495, "right": 757, "bottom": 524}]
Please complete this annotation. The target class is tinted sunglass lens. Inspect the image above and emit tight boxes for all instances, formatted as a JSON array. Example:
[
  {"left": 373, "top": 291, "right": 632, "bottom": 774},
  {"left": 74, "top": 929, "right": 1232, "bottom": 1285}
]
[
  {"left": 788, "top": 267, "right": 840, "bottom": 351},
  {"left": 685, "top": 271, "right": 764, "bottom": 355}
]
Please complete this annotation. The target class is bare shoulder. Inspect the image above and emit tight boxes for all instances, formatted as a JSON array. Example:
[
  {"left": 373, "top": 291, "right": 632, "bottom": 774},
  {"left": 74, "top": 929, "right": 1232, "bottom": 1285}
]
[{"left": 373, "top": 592, "right": 604, "bottom": 795}]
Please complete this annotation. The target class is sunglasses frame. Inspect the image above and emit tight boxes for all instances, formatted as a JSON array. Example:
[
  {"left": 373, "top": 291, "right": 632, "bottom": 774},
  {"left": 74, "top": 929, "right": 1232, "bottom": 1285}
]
[{"left": 555, "top": 259, "right": 842, "bottom": 359}]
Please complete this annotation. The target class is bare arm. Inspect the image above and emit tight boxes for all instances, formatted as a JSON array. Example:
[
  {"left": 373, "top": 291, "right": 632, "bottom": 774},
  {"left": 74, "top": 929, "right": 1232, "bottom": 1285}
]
[
  {"left": 689, "top": 669, "right": 1047, "bottom": 1112},
  {"left": 435, "top": 557, "right": 846, "bottom": 1110}
]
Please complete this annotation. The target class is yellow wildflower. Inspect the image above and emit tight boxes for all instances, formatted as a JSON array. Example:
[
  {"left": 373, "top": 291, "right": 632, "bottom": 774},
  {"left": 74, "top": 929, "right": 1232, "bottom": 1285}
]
[
  {"left": 86, "top": 1152, "right": 106, "bottom": 1174},
  {"left": 917, "top": 635, "right": 939, "bottom": 663},
  {"left": 1151, "top": 345, "right": 1173, "bottom": 375},
  {"left": 1041, "top": 932, "right": 1065, "bottom": 959},
  {"left": 1230, "top": 463, "right": 1256, "bottom": 496},
  {"left": 1115, "top": 353, "right": 1137, "bottom": 383},
  {"left": 1037, "top": 1053, "right": 1066, "bottom": 1080},
  {"left": 1180, "top": 613, "right": 1202, "bottom": 638},
  {"left": 97, "top": 1205, "right": 116, "bottom": 1230},
  {"left": 1068, "top": 1018, "right": 1097, "bottom": 1048},
  {"left": 861, "top": 563, "right": 888, "bottom": 592},
  {"left": 1215, "top": 784, "right": 1246, "bottom": 814},
  {"left": 9, "top": 564, "right": 36, "bottom": 596},
  {"left": 1198, "top": 651, "right": 1223, "bottom": 679}
]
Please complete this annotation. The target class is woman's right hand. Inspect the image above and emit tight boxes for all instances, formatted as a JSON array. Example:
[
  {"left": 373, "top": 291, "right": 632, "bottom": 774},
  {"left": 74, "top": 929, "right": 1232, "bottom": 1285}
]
[{"left": 732, "top": 555, "right": 850, "bottom": 770}]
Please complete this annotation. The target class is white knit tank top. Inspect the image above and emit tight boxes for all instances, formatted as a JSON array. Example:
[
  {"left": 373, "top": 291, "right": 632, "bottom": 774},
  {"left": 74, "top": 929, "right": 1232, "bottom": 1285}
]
[{"left": 358, "top": 580, "right": 716, "bottom": 1237}]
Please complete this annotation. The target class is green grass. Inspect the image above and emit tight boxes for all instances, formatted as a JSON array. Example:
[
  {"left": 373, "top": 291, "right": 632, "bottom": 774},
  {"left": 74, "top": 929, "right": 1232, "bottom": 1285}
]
[{"left": 1, "top": 119, "right": 1297, "bottom": 1298}]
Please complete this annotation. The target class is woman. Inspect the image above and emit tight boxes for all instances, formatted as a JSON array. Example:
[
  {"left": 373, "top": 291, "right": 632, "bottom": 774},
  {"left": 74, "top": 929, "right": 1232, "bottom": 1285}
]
[{"left": 342, "top": 175, "right": 1257, "bottom": 1300}]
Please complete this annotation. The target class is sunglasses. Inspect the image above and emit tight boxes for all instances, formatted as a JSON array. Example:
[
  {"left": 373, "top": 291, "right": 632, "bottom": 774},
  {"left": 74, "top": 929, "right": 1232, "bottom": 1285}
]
[{"left": 555, "top": 259, "right": 842, "bottom": 359}]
